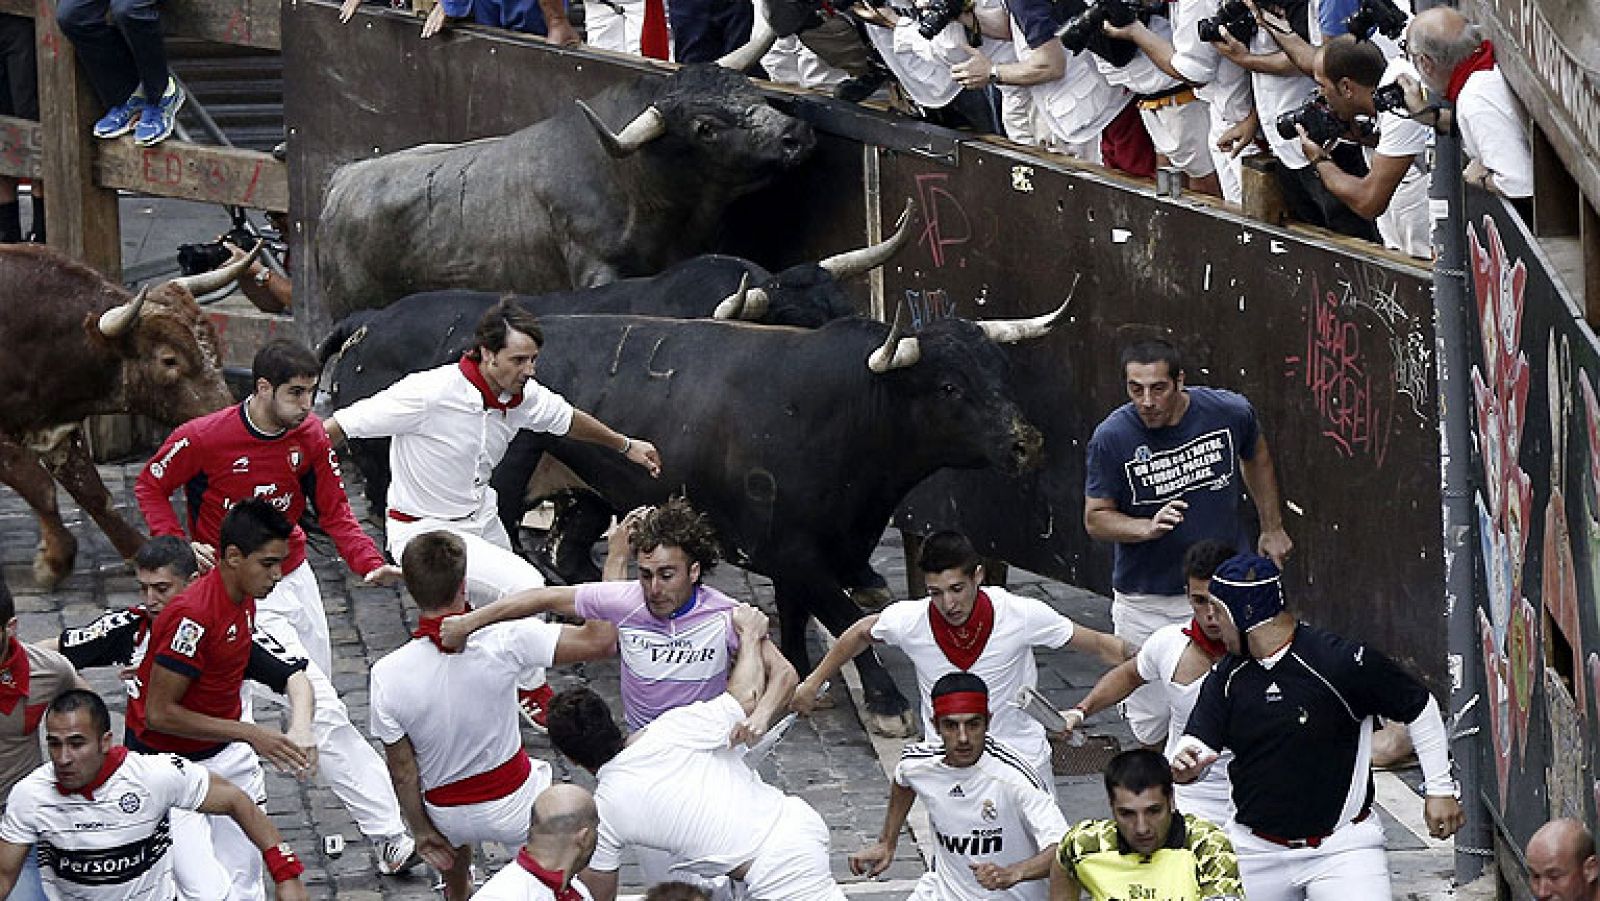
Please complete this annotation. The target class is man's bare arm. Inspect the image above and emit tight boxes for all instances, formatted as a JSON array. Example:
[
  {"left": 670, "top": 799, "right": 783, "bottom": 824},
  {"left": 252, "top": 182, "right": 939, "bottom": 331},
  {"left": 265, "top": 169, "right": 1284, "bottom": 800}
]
[
  {"left": 382, "top": 738, "right": 456, "bottom": 872},
  {"left": 791, "top": 615, "right": 879, "bottom": 714}
]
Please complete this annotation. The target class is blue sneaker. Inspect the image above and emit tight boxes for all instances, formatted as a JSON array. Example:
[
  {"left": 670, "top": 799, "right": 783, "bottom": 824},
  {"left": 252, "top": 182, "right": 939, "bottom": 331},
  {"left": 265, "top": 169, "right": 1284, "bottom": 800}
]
[
  {"left": 133, "top": 81, "right": 185, "bottom": 147},
  {"left": 91, "top": 94, "right": 144, "bottom": 139}
]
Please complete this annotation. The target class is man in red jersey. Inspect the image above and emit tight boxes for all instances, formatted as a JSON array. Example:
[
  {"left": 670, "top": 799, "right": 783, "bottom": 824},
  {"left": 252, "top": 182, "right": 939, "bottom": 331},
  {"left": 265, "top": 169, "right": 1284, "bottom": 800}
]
[
  {"left": 134, "top": 340, "right": 418, "bottom": 875},
  {"left": 125, "top": 499, "right": 317, "bottom": 901}
]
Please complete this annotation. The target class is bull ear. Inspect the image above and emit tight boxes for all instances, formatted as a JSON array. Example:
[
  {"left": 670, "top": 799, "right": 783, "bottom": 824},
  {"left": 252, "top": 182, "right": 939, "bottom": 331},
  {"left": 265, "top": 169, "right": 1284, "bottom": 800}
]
[
  {"left": 96, "top": 285, "right": 150, "bottom": 339},
  {"left": 577, "top": 100, "right": 667, "bottom": 158}
]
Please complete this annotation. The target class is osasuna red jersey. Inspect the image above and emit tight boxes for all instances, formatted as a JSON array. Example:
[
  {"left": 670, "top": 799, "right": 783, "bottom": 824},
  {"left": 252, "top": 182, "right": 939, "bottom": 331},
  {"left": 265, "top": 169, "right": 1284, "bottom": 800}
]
[
  {"left": 125, "top": 569, "right": 255, "bottom": 758},
  {"left": 135, "top": 403, "right": 384, "bottom": 576}
]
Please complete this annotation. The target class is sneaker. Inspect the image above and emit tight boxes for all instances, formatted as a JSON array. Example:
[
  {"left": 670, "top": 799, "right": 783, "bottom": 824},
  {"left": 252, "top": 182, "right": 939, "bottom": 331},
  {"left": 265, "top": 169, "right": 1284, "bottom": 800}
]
[
  {"left": 517, "top": 683, "right": 555, "bottom": 732},
  {"left": 374, "top": 834, "right": 421, "bottom": 876},
  {"left": 92, "top": 93, "right": 144, "bottom": 139},
  {"left": 133, "top": 80, "right": 186, "bottom": 147}
]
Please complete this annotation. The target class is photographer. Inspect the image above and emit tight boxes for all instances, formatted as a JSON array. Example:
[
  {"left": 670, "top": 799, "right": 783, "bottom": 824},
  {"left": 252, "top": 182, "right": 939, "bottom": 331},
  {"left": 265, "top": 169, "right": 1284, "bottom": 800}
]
[
  {"left": 1214, "top": 0, "right": 1379, "bottom": 242},
  {"left": 952, "top": 0, "right": 1127, "bottom": 161},
  {"left": 1403, "top": 6, "right": 1530, "bottom": 198},
  {"left": 1299, "top": 35, "right": 1430, "bottom": 257},
  {"left": 857, "top": 0, "right": 1016, "bottom": 130}
]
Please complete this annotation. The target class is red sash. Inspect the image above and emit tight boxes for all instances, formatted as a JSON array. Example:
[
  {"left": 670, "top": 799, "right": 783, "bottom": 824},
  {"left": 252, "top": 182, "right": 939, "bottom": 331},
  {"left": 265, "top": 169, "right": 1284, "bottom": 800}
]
[{"left": 424, "top": 749, "right": 533, "bottom": 807}]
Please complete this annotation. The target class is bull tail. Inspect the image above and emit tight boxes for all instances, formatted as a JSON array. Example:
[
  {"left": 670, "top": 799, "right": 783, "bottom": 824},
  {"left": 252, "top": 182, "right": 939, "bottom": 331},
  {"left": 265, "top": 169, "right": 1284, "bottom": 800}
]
[{"left": 316, "top": 312, "right": 377, "bottom": 369}]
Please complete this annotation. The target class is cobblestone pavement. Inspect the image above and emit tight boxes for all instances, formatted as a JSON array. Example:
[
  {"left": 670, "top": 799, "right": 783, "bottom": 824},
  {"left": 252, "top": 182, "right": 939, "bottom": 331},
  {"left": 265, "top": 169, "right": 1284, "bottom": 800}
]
[{"left": 4, "top": 457, "right": 1455, "bottom": 899}]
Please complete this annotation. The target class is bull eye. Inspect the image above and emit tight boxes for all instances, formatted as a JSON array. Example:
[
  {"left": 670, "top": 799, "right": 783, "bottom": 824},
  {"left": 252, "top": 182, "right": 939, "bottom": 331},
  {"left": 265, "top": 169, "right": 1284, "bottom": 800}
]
[{"left": 941, "top": 382, "right": 961, "bottom": 397}]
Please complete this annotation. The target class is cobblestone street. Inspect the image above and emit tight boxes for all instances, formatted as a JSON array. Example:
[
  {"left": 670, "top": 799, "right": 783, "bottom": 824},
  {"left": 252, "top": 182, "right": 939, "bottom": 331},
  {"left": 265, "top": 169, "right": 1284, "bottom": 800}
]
[{"left": 3, "top": 455, "right": 1455, "bottom": 898}]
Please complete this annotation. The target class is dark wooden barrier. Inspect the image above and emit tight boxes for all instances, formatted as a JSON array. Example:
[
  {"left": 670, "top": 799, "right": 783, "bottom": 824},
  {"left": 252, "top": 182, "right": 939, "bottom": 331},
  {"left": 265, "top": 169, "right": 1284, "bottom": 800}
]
[{"left": 289, "top": 1, "right": 1443, "bottom": 686}]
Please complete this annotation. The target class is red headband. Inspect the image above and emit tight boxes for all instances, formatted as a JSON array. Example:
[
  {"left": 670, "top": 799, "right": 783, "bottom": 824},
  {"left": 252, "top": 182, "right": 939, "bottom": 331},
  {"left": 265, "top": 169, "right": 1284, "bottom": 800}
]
[{"left": 932, "top": 691, "right": 989, "bottom": 719}]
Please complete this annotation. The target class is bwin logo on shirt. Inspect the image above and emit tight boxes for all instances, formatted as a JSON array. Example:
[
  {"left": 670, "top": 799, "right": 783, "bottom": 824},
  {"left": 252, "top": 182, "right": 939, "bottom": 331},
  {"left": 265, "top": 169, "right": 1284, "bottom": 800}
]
[{"left": 936, "top": 828, "right": 1003, "bottom": 855}]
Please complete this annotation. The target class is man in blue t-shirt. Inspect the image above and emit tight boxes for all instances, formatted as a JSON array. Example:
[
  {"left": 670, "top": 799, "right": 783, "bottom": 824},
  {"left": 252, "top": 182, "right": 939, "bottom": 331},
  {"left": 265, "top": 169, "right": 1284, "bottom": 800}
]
[{"left": 1084, "top": 337, "right": 1291, "bottom": 746}]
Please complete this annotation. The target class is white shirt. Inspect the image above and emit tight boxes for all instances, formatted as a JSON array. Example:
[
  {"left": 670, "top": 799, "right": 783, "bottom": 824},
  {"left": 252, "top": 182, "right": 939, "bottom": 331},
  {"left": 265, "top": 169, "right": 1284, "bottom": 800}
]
[
  {"left": 1093, "top": 16, "right": 1181, "bottom": 96},
  {"left": 1370, "top": 57, "right": 1433, "bottom": 259},
  {"left": 334, "top": 362, "right": 575, "bottom": 520},
  {"left": 1456, "top": 66, "right": 1533, "bottom": 199},
  {"left": 865, "top": 18, "right": 1017, "bottom": 111},
  {"left": 1011, "top": 18, "right": 1129, "bottom": 147},
  {"left": 871, "top": 587, "right": 1076, "bottom": 774},
  {"left": 1136, "top": 625, "right": 1233, "bottom": 826},
  {"left": 473, "top": 863, "right": 594, "bottom": 900},
  {"left": 590, "top": 695, "right": 788, "bottom": 877},
  {"left": 1248, "top": 26, "right": 1316, "bottom": 168},
  {"left": 896, "top": 738, "right": 1067, "bottom": 901},
  {"left": 1167, "top": 0, "right": 1253, "bottom": 121},
  {"left": 0, "top": 751, "right": 210, "bottom": 901},
  {"left": 370, "top": 621, "right": 561, "bottom": 791}
]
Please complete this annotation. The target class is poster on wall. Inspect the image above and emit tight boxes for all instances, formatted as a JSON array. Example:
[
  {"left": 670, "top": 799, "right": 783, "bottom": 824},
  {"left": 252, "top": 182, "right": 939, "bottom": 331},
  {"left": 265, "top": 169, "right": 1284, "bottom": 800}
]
[{"left": 1464, "top": 190, "right": 1600, "bottom": 845}]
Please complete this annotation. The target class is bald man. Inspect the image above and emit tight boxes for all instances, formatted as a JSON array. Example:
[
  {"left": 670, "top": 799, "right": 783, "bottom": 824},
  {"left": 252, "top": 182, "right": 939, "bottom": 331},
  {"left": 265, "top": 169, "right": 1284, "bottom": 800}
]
[
  {"left": 474, "top": 784, "right": 599, "bottom": 900},
  {"left": 1527, "top": 818, "right": 1600, "bottom": 901}
]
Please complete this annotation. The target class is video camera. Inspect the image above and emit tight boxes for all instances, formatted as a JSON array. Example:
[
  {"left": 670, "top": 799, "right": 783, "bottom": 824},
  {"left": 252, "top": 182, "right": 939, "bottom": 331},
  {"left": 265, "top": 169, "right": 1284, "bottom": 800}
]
[
  {"left": 1196, "top": 0, "right": 1256, "bottom": 44},
  {"left": 907, "top": 0, "right": 966, "bottom": 39},
  {"left": 1274, "top": 94, "right": 1346, "bottom": 145},
  {"left": 1372, "top": 82, "right": 1407, "bottom": 114},
  {"left": 1057, "top": 0, "right": 1141, "bottom": 54},
  {"left": 1343, "top": 0, "right": 1405, "bottom": 40}
]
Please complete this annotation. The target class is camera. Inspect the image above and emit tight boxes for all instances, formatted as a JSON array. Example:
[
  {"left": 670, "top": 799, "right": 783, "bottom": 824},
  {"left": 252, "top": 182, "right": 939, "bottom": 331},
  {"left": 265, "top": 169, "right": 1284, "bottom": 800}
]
[
  {"left": 911, "top": 0, "right": 965, "bottom": 39},
  {"left": 1275, "top": 95, "right": 1347, "bottom": 145},
  {"left": 1057, "top": 0, "right": 1140, "bottom": 54},
  {"left": 1372, "top": 82, "right": 1406, "bottom": 114},
  {"left": 1197, "top": 0, "right": 1257, "bottom": 44},
  {"left": 177, "top": 241, "right": 232, "bottom": 276},
  {"left": 1344, "top": 0, "right": 1406, "bottom": 40}
]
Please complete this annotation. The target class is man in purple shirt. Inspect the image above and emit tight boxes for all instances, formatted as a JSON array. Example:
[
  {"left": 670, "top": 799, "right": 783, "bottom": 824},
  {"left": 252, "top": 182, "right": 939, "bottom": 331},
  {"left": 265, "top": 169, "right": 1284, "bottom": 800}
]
[{"left": 438, "top": 499, "right": 796, "bottom": 890}]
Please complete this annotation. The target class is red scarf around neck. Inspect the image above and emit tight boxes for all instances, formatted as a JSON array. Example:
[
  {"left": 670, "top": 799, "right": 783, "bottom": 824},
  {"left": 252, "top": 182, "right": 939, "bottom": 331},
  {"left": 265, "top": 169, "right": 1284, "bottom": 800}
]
[
  {"left": 1445, "top": 40, "right": 1496, "bottom": 102},
  {"left": 516, "top": 848, "right": 585, "bottom": 901},
  {"left": 458, "top": 354, "right": 524, "bottom": 412},
  {"left": 930, "top": 590, "right": 995, "bottom": 671},
  {"left": 0, "top": 638, "right": 31, "bottom": 716},
  {"left": 413, "top": 603, "right": 472, "bottom": 654},
  {"left": 56, "top": 746, "right": 129, "bottom": 800},
  {"left": 1182, "top": 618, "right": 1228, "bottom": 660}
]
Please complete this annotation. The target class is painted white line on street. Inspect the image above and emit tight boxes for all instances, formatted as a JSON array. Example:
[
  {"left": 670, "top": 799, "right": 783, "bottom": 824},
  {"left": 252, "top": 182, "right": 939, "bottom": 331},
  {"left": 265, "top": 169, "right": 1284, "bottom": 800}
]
[
  {"left": 1373, "top": 769, "right": 1452, "bottom": 849},
  {"left": 619, "top": 880, "right": 925, "bottom": 900}
]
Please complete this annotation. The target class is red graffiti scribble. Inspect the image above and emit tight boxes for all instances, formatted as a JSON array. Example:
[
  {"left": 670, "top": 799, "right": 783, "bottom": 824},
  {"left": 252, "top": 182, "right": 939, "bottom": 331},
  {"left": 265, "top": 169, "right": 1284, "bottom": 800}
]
[
  {"left": 1298, "top": 277, "right": 1393, "bottom": 466},
  {"left": 242, "top": 160, "right": 263, "bottom": 204},
  {"left": 41, "top": 30, "right": 60, "bottom": 60},
  {"left": 913, "top": 173, "right": 970, "bottom": 269},
  {"left": 0, "top": 124, "right": 24, "bottom": 171},
  {"left": 225, "top": 9, "right": 252, "bottom": 43},
  {"left": 142, "top": 149, "right": 183, "bottom": 186}
]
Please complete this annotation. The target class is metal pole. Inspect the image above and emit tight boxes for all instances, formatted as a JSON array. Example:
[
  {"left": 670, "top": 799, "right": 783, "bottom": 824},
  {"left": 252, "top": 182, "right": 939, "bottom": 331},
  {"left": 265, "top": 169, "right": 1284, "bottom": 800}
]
[{"left": 1432, "top": 104, "right": 1492, "bottom": 885}]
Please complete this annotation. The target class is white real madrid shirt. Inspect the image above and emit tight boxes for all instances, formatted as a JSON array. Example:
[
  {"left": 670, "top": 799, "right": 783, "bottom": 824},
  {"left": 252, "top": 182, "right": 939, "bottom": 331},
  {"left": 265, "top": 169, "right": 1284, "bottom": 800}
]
[
  {"left": 0, "top": 751, "right": 209, "bottom": 900},
  {"left": 333, "top": 361, "right": 575, "bottom": 521},
  {"left": 895, "top": 737, "right": 1067, "bottom": 901}
]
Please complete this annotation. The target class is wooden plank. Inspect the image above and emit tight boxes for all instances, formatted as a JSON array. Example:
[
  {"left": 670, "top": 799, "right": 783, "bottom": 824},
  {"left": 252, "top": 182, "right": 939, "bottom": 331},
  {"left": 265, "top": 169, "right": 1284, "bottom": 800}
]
[
  {"left": 0, "top": 0, "right": 280, "bottom": 49},
  {"left": 94, "top": 139, "right": 289, "bottom": 212},
  {"left": 1584, "top": 197, "right": 1600, "bottom": 323},
  {"left": 0, "top": 115, "right": 43, "bottom": 180},
  {"left": 36, "top": 0, "right": 122, "bottom": 279}
]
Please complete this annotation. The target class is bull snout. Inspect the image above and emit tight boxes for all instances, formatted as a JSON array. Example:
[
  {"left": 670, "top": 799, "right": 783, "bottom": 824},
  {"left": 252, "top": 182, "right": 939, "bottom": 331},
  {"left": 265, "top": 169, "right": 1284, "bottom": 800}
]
[{"left": 1007, "top": 420, "right": 1044, "bottom": 474}]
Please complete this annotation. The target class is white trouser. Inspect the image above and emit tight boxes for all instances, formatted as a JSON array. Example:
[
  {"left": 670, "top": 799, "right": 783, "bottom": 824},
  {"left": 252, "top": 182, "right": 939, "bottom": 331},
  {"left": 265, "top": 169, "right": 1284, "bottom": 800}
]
[
  {"left": 1207, "top": 108, "right": 1256, "bottom": 206},
  {"left": 198, "top": 742, "right": 268, "bottom": 901},
  {"left": 1111, "top": 591, "right": 1192, "bottom": 746},
  {"left": 170, "top": 809, "right": 232, "bottom": 900},
  {"left": 386, "top": 498, "right": 548, "bottom": 690},
  {"left": 1140, "top": 98, "right": 1216, "bottom": 177},
  {"left": 251, "top": 563, "right": 407, "bottom": 841},
  {"left": 585, "top": 0, "right": 644, "bottom": 54},
  {"left": 424, "top": 758, "right": 553, "bottom": 849},
  {"left": 740, "top": 797, "right": 846, "bottom": 901},
  {"left": 637, "top": 847, "right": 732, "bottom": 900},
  {"left": 1229, "top": 813, "right": 1390, "bottom": 901}
]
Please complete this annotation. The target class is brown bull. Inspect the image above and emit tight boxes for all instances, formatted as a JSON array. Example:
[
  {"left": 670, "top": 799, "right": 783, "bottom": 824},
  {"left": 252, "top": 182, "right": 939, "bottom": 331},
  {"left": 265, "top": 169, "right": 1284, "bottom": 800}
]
[{"left": 0, "top": 244, "right": 248, "bottom": 588}]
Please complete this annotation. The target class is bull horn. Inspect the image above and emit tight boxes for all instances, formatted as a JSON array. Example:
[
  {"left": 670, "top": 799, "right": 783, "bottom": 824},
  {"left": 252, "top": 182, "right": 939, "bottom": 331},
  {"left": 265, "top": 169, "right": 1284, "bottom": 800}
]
[
  {"left": 866, "top": 303, "right": 922, "bottom": 373},
  {"left": 170, "top": 241, "right": 264, "bottom": 297},
  {"left": 976, "top": 275, "right": 1080, "bottom": 345},
  {"left": 712, "top": 272, "right": 771, "bottom": 321},
  {"left": 97, "top": 285, "right": 150, "bottom": 339},
  {"left": 820, "top": 198, "right": 917, "bottom": 280},
  {"left": 578, "top": 100, "right": 667, "bottom": 158},
  {"left": 715, "top": 15, "right": 777, "bottom": 72}
]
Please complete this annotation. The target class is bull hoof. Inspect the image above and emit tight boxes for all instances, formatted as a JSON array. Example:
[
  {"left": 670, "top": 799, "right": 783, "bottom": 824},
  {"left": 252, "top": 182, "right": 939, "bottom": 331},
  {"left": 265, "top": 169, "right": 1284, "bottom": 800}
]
[
  {"left": 866, "top": 710, "right": 918, "bottom": 738},
  {"left": 849, "top": 585, "right": 894, "bottom": 611},
  {"left": 32, "top": 552, "right": 72, "bottom": 592}
]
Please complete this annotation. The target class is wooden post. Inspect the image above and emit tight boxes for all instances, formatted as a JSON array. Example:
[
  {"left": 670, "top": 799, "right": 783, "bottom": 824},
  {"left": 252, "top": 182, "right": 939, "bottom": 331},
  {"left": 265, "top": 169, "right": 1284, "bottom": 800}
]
[
  {"left": 1583, "top": 197, "right": 1600, "bottom": 325},
  {"left": 1239, "top": 155, "right": 1287, "bottom": 227},
  {"left": 35, "top": 0, "right": 122, "bottom": 279}
]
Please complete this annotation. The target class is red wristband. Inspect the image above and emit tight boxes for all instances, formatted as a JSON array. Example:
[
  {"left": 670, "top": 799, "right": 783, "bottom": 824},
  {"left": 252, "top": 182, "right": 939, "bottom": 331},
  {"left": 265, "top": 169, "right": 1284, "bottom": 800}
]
[{"left": 264, "top": 843, "right": 305, "bottom": 883}]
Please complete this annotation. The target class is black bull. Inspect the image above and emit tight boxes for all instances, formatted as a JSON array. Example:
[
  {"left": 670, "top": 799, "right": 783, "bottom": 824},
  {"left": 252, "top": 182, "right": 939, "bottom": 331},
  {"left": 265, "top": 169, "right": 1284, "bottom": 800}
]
[{"left": 326, "top": 309, "right": 1065, "bottom": 723}]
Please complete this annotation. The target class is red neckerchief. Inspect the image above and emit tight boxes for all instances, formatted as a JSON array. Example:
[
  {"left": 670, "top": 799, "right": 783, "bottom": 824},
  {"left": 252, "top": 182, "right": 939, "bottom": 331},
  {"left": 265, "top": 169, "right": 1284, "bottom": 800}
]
[
  {"left": 1445, "top": 40, "right": 1496, "bottom": 102},
  {"left": 458, "top": 354, "right": 524, "bottom": 412},
  {"left": 55, "top": 746, "right": 129, "bottom": 801},
  {"left": 515, "top": 848, "right": 585, "bottom": 901},
  {"left": 413, "top": 603, "right": 472, "bottom": 654},
  {"left": 930, "top": 590, "right": 995, "bottom": 671},
  {"left": 1182, "top": 619, "right": 1227, "bottom": 659},
  {"left": 0, "top": 638, "right": 31, "bottom": 716}
]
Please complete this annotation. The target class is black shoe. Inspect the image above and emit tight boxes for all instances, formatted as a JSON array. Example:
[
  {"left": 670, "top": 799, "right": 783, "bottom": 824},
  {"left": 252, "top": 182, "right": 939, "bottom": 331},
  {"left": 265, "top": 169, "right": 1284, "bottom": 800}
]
[{"left": 835, "top": 66, "right": 890, "bottom": 103}]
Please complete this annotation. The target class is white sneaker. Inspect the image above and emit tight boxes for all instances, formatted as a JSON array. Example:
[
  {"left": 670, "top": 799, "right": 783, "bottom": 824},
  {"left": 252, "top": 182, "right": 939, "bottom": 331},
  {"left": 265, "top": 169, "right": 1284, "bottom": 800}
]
[{"left": 375, "top": 834, "right": 421, "bottom": 875}]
